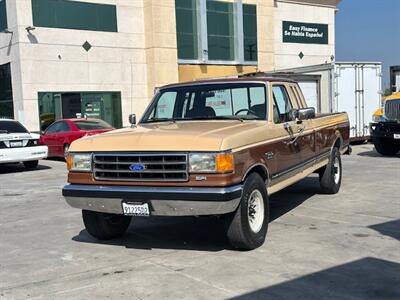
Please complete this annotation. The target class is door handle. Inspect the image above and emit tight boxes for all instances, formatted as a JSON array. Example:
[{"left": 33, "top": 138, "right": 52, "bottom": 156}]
[{"left": 285, "top": 126, "right": 305, "bottom": 145}]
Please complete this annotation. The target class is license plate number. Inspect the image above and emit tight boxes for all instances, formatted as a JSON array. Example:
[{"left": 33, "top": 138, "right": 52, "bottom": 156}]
[
  {"left": 394, "top": 134, "right": 400, "bottom": 139},
  {"left": 10, "top": 141, "right": 23, "bottom": 147},
  {"left": 122, "top": 202, "right": 150, "bottom": 216}
]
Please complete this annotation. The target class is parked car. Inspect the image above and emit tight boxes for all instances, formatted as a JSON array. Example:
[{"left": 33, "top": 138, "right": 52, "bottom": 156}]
[
  {"left": 0, "top": 119, "right": 48, "bottom": 169},
  {"left": 40, "top": 118, "right": 114, "bottom": 158},
  {"left": 62, "top": 77, "right": 350, "bottom": 250}
]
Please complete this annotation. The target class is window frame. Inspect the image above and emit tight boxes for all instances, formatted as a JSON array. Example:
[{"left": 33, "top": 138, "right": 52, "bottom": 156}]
[
  {"left": 272, "top": 84, "right": 295, "bottom": 124},
  {"left": 176, "top": 0, "right": 258, "bottom": 66}
]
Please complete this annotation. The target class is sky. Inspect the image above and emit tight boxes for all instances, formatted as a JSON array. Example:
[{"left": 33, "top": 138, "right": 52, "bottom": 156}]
[{"left": 335, "top": 0, "right": 400, "bottom": 90}]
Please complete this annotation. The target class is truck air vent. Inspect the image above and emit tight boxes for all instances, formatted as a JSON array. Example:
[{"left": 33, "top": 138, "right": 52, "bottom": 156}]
[{"left": 93, "top": 153, "right": 188, "bottom": 182}]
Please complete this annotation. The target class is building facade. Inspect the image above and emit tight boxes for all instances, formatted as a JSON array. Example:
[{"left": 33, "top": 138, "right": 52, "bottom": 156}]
[{"left": 0, "top": 0, "right": 340, "bottom": 131}]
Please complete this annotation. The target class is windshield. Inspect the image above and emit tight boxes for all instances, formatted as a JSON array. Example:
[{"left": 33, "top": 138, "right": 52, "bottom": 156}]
[
  {"left": 0, "top": 120, "right": 29, "bottom": 134},
  {"left": 141, "top": 83, "right": 267, "bottom": 123},
  {"left": 73, "top": 119, "right": 113, "bottom": 130}
]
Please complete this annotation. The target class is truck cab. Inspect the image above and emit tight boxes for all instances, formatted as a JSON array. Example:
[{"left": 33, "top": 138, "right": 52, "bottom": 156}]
[{"left": 370, "top": 92, "right": 400, "bottom": 156}]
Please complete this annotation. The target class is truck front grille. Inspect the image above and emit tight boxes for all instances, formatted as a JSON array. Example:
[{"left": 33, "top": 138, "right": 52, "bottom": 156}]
[
  {"left": 93, "top": 153, "right": 188, "bottom": 182},
  {"left": 385, "top": 100, "right": 400, "bottom": 121}
]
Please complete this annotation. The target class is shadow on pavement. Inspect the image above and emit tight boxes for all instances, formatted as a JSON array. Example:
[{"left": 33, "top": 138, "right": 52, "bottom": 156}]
[
  {"left": 357, "top": 149, "right": 400, "bottom": 158},
  {"left": 369, "top": 219, "right": 400, "bottom": 241},
  {"left": 0, "top": 162, "right": 51, "bottom": 174},
  {"left": 230, "top": 257, "right": 400, "bottom": 300},
  {"left": 72, "top": 176, "right": 320, "bottom": 251}
]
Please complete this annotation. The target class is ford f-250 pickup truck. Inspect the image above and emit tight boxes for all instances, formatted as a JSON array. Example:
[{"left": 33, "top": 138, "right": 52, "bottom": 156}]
[{"left": 62, "top": 77, "right": 350, "bottom": 250}]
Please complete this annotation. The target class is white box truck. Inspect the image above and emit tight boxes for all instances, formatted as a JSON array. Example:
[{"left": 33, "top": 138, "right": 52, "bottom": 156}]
[{"left": 268, "top": 62, "right": 382, "bottom": 141}]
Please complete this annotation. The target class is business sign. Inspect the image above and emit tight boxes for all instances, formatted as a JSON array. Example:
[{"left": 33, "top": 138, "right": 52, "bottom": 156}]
[{"left": 283, "top": 21, "right": 328, "bottom": 45}]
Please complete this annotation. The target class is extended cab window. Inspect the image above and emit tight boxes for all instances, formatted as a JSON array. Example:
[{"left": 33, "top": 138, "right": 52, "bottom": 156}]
[
  {"left": 143, "top": 83, "right": 267, "bottom": 123},
  {"left": 272, "top": 85, "right": 293, "bottom": 124}
]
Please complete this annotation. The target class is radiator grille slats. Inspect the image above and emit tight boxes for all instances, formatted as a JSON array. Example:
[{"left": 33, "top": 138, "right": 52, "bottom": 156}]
[
  {"left": 385, "top": 101, "right": 400, "bottom": 121},
  {"left": 93, "top": 153, "right": 188, "bottom": 182}
]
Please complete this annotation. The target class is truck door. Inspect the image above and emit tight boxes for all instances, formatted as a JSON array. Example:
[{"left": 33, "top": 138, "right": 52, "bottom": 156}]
[
  {"left": 270, "top": 84, "right": 304, "bottom": 182},
  {"left": 291, "top": 84, "right": 316, "bottom": 164}
]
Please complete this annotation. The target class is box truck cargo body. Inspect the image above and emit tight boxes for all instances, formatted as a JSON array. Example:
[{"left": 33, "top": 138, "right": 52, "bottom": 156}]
[{"left": 270, "top": 62, "right": 382, "bottom": 140}]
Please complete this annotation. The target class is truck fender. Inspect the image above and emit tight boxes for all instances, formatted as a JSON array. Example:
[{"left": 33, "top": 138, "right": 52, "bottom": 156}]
[{"left": 242, "top": 163, "right": 270, "bottom": 187}]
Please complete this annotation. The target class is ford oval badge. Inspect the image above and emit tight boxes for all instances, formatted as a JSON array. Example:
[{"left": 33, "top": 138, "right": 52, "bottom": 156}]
[{"left": 129, "top": 164, "right": 146, "bottom": 172}]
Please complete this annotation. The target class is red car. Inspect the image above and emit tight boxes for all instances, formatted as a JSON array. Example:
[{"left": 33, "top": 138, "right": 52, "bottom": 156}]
[{"left": 40, "top": 118, "right": 114, "bottom": 157}]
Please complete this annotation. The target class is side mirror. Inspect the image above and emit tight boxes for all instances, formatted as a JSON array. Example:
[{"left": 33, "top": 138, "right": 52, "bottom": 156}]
[
  {"left": 297, "top": 107, "right": 316, "bottom": 121},
  {"left": 129, "top": 114, "right": 136, "bottom": 126}
]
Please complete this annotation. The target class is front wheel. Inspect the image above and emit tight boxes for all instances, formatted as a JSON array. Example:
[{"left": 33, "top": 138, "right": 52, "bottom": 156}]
[
  {"left": 82, "top": 210, "right": 132, "bottom": 240},
  {"left": 225, "top": 173, "right": 269, "bottom": 250},
  {"left": 319, "top": 147, "right": 342, "bottom": 194},
  {"left": 373, "top": 138, "right": 399, "bottom": 156},
  {"left": 23, "top": 160, "right": 39, "bottom": 169}
]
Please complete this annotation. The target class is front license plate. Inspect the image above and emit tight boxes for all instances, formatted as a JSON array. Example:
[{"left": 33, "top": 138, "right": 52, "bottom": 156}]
[
  {"left": 10, "top": 141, "right": 23, "bottom": 147},
  {"left": 394, "top": 133, "right": 400, "bottom": 139},
  {"left": 122, "top": 202, "right": 150, "bottom": 217}
]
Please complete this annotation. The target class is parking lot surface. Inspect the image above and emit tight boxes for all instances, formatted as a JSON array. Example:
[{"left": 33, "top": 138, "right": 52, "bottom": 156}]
[{"left": 0, "top": 144, "right": 399, "bottom": 299}]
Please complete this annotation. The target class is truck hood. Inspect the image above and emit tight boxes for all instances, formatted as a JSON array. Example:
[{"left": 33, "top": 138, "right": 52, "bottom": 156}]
[{"left": 69, "top": 121, "right": 268, "bottom": 152}]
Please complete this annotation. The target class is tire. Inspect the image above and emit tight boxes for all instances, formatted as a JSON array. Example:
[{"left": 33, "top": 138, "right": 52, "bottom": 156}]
[
  {"left": 63, "top": 144, "right": 70, "bottom": 158},
  {"left": 225, "top": 173, "right": 269, "bottom": 250},
  {"left": 319, "top": 147, "right": 342, "bottom": 194},
  {"left": 23, "top": 160, "right": 39, "bottom": 169},
  {"left": 373, "top": 138, "right": 399, "bottom": 156},
  {"left": 82, "top": 210, "right": 132, "bottom": 240}
]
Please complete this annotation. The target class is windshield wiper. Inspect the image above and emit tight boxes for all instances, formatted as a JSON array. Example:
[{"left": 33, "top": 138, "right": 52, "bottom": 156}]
[
  {"left": 142, "top": 117, "right": 176, "bottom": 124},
  {"left": 0, "top": 130, "right": 9, "bottom": 134},
  {"left": 181, "top": 116, "right": 244, "bottom": 122}
]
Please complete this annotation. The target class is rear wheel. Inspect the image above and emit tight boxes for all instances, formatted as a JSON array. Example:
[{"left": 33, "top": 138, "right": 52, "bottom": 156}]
[
  {"left": 225, "top": 173, "right": 269, "bottom": 250},
  {"left": 82, "top": 210, "right": 132, "bottom": 240},
  {"left": 373, "top": 138, "right": 399, "bottom": 156},
  {"left": 319, "top": 147, "right": 342, "bottom": 194},
  {"left": 23, "top": 160, "right": 39, "bottom": 169}
]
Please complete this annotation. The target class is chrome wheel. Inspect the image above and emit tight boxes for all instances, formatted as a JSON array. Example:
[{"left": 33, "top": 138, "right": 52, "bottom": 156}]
[
  {"left": 248, "top": 189, "right": 264, "bottom": 233},
  {"left": 333, "top": 156, "right": 341, "bottom": 184}
]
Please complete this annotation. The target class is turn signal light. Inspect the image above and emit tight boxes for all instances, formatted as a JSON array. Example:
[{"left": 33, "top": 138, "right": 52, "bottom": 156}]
[
  {"left": 216, "top": 153, "right": 234, "bottom": 173},
  {"left": 66, "top": 154, "right": 73, "bottom": 171}
]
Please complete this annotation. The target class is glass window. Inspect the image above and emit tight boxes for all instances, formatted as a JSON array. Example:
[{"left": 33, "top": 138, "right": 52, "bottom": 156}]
[
  {"left": 0, "top": 0, "right": 7, "bottom": 32},
  {"left": 0, "top": 121, "right": 28, "bottom": 133},
  {"left": 73, "top": 120, "right": 113, "bottom": 130},
  {"left": 31, "top": 0, "right": 117, "bottom": 32},
  {"left": 38, "top": 92, "right": 122, "bottom": 131},
  {"left": 151, "top": 92, "right": 177, "bottom": 119},
  {"left": 45, "top": 122, "right": 62, "bottom": 134},
  {"left": 142, "top": 83, "right": 267, "bottom": 122},
  {"left": 272, "top": 85, "right": 293, "bottom": 124},
  {"left": 206, "top": 0, "right": 235, "bottom": 61},
  {"left": 0, "top": 63, "right": 13, "bottom": 119},
  {"left": 175, "top": 1, "right": 258, "bottom": 64},
  {"left": 243, "top": 4, "right": 257, "bottom": 62},
  {"left": 175, "top": 0, "right": 198, "bottom": 60},
  {"left": 58, "top": 121, "right": 71, "bottom": 132}
]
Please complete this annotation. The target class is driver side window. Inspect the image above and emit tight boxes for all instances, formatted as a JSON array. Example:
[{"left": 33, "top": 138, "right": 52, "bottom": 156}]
[{"left": 272, "top": 85, "right": 293, "bottom": 124}]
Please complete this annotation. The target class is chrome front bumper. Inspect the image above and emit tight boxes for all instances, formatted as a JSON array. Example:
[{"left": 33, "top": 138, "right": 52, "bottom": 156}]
[{"left": 62, "top": 184, "right": 242, "bottom": 216}]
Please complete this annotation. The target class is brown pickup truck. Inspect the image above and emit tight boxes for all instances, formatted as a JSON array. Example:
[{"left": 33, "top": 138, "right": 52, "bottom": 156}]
[{"left": 63, "top": 77, "right": 350, "bottom": 250}]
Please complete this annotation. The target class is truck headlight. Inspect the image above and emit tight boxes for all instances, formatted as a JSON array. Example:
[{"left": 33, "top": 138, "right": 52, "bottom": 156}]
[
  {"left": 189, "top": 152, "right": 234, "bottom": 173},
  {"left": 66, "top": 153, "right": 92, "bottom": 172}
]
